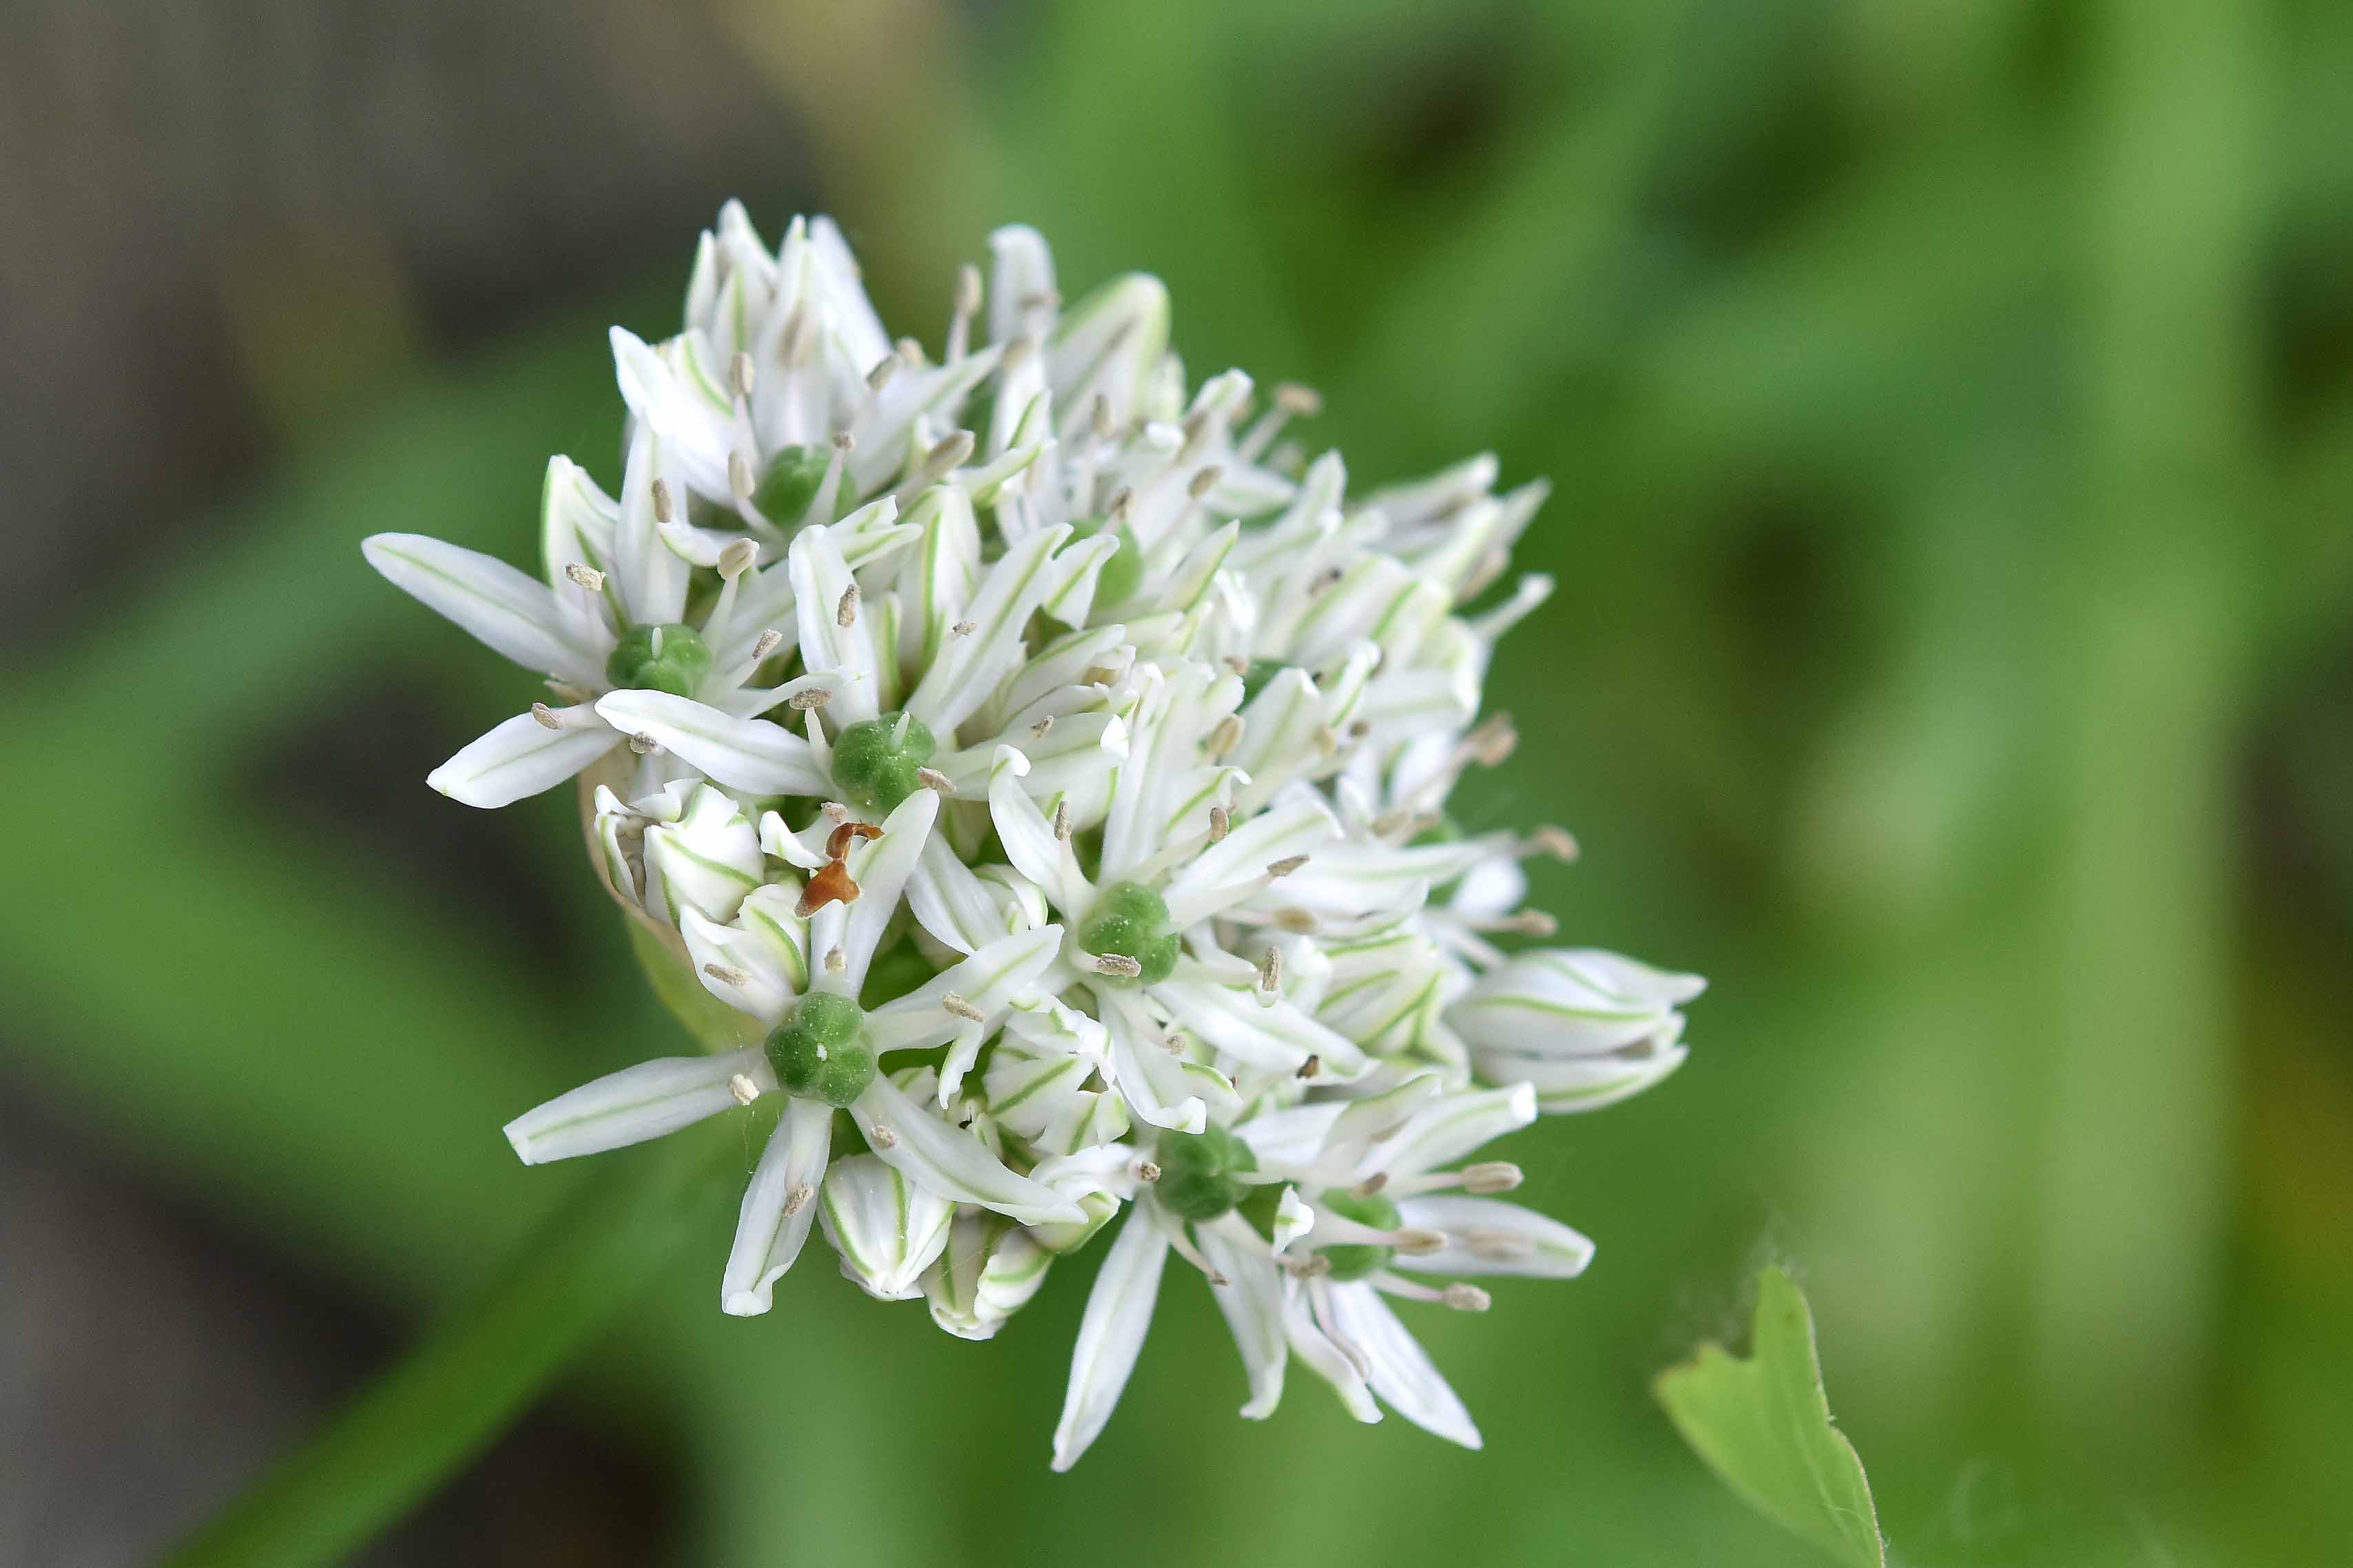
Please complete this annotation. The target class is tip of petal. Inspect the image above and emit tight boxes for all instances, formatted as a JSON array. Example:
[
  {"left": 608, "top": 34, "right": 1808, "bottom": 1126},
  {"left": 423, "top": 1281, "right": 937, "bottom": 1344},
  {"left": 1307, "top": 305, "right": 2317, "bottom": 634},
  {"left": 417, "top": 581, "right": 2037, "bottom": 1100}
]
[{"left": 723, "top": 1291, "right": 771, "bottom": 1317}]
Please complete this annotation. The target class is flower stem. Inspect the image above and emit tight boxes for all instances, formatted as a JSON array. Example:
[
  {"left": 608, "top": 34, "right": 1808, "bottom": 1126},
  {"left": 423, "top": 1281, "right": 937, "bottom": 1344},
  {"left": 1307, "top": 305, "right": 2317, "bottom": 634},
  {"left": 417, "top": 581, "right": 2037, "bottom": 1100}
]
[{"left": 159, "top": 1130, "right": 738, "bottom": 1568}]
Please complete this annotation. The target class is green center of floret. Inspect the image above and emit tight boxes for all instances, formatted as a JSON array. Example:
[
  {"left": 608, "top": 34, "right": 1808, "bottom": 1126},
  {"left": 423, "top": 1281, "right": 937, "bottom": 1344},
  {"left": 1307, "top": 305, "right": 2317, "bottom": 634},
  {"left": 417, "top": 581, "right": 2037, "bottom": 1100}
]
[
  {"left": 605, "top": 622, "right": 714, "bottom": 698},
  {"left": 751, "top": 443, "right": 835, "bottom": 525},
  {"left": 831, "top": 712, "right": 937, "bottom": 812},
  {"left": 763, "top": 992, "right": 874, "bottom": 1109},
  {"left": 1079, "top": 879, "right": 1180, "bottom": 986},
  {"left": 1157, "top": 1124, "right": 1259, "bottom": 1222},
  {"left": 1070, "top": 516, "right": 1144, "bottom": 607},
  {"left": 1315, "top": 1186, "right": 1402, "bottom": 1281}
]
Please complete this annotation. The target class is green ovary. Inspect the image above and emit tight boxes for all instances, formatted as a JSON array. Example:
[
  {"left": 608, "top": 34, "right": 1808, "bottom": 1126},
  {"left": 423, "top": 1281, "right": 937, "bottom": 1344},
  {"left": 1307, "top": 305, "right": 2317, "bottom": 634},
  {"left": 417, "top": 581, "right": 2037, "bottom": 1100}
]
[
  {"left": 1079, "top": 880, "right": 1180, "bottom": 986},
  {"left": 1157, "top": 1123, "right": 1259, "bottom": 1222},
  {"left": 605, "top": 623, "right": 714, "bottom": 698},
  {"left": 752, "top": 444, "right": 836, "bottom": 524},
  {"left": 1315, "top": 1186, "right": 1401, "bottom": 1281},
  {"left": 831, "top": 713, "right": 937, "bottom": 812},
  {"left": 763, "top": 992, "right": 874, "bottom": 1109}
]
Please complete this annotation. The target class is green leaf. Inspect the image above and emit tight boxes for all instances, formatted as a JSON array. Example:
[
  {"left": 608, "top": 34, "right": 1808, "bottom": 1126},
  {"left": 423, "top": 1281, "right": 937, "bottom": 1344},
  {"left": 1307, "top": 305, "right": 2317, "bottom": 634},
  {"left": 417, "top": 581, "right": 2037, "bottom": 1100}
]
[{"left": 1655, "top": 1267, "right": 1885, "bottom": 1568}]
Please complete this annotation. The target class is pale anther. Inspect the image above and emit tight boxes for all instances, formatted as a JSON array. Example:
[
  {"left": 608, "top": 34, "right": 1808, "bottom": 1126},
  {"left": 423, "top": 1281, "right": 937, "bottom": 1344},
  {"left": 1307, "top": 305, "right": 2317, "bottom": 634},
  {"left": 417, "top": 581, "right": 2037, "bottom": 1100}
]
[
  {"left": 783, "top": 1183, "right": 813, "bottom": 1217},
  {"left": 730, "top": 351, "right": 756, "bottom": 400},
  {"left": 704, "top": 963, "right": 754, "bottom": 987},
  {"left": 750, "top": 628, "right": 785, "bottom": 662},
  {"left": 1094, "top": 953, "right": 1143, "bottom": 979},
  {"left": 1053, "top": 800, "right": 1072, "bottom": 841},
  {"left": 824, "top": 945, "right": 846, "bottom": 974},
  {"left": 1444, "top": 1283, "right": 1493, "bottom": 1313},
  {"left": 729, "top": 450, "right": 756, "bottom": 500},
  {"left": 1353, "top": 1171, "right": 1389, "bottom": 1198},
  {"left": 628, "top": 733, "right": 661, "bottom": 755},
  {"left": 916, "top": 767, "right": 955, "bottom": 795},
  {"left": 1257, "top": 946, "right": 1283, "bottom": 994},
  {"left": 1030, "top": 714, "right": 1054, "bottom": 738},
  {"left": 719, "top": 538, "right": 758, "bottom": 578},
  {"left": 1266, "top": 854, "right": 1309, "bottom": 879},
  {"left": 1531, "top": 824, "right": 1579, "bottom": 861},
  {"left": 869, "top": 1122, "right": 901, "bottom": 1150},
  {"left": 1274, "top": 381, "right": 1323, "bottom": 416},
  {"left": 651, "top": 478, "right": 674, "bottom": 525},
  {"left": 832, "top": 429, "right": 855, "bottom": 451},
  {"left": 1188, "top": 466, "right": 1222, "bottom": 500},
  {"left": 1296, "top": 1053, "right": 1321, "bottom": 1079},
  {"left": 564, "top": 563, "right": 604, "bottom": 591},
  {"left": 1393, "top": 1229, "right": 1447, "bottom": 1257},
  {"left": 951, "top": 619, "right": 977, "bottom": 637},
  {"left": 1208, "top": 805, "right": 1230, "bottom": 842},
  {"left": 786, "top": 684, "right": 831, "bottom": 710},
  {"left": 942, "top": 992, "right": 986, "bottom": 1022},
  {"left": 1134, "top": 1160, "right": 1161, "bottom": 1184},
  {"left": 1462, "top": 1162, "right": 1524, "bottom": 1195},
  {"left": 727, "top": 1072, "right": 761, "bottom": 1106},
  {"left": 1106, "top": 486, "right": 1133, "bottom": 521},
  {"left": 530, "top": 702, "right": 563, "bottom": 730},
  {"left": 1205, "top": 715, "right": 1243, "bottom": 759},
  {"left": 867, "top": 355, "right": 899, "bottom": 392},
  {"left": 836, "top": 583, "right": 860, "bottom": 627}
]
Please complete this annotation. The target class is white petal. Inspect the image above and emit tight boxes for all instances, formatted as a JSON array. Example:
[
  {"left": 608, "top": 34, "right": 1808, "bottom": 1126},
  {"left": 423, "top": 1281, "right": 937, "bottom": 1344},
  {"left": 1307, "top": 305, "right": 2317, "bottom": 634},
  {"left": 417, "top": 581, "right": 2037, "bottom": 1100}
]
[
  {"left": 986, "top": 746, "right": 1093, "bottom": 913},
  {"left": 1156, "top": 982, "right": 1369, "bottom": 1080},
  {"left": 1325, "top": 1282, "right": 1482, "bottom": 1449},
  {"left": 593, "top": 690, "right": 829, "bottom": 795},
  {"left": 791, "top": 523, "right": 883, "bottom": 723},
  {"left": 1195, "top": 1213, "right": 1288, "bottom": 1420},
  {"left": 1050, "top": 1211, "right": 1170, "bottom": 1471},
  {"left": 1392, "top": 1194, "right": 1595, "bottom": 1279},
  {"left": 873, "top": 924, "right": 1064, "bottom": 1024},
  {"left": 836, "top": 787, "right": 939, "bottom": 992},
  {"left": 364, "top": 533, "right": 604, "bottom": 686},
  {"left": 503, "top": 1046, "right": 766, "bottom": 1164},
  {"left": 1372, "top": 1083, "right": 1537, "bottom": 1179},
  {"left": 818, "top": 1151, "right": 955, "bottom": 1301},
  {"left": 905, "top": 524, "right": 1072, "bottom": 734},
  {"left": 1285, "top": 1286, "right": 1382, "bottom": 1425},
  {"left": 851, "top": 1073, "right": 1083, "bottom": 1225},
  {"left": 425, "top": 707, "right": 620, "bottom": 808},
  {"left": 1161, "top": 788, "right": 1340, "bottom": 928},
  {"left": 722, "top": 1098, "right": 835, "bottom": 1315}
]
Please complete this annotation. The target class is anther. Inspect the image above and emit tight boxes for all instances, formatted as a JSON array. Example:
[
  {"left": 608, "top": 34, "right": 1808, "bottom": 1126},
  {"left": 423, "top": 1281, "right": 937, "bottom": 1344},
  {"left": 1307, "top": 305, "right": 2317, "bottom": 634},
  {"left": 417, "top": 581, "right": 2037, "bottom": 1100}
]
[
  {"left": 1030, "top": 714, "right": 1055, "bottom": 738},
  {"left": 1467, "top": 713, "right": 1518, "bottom": 767},
  {"left": 730, "top": 351, "right": 756, "bottom": 400},
  {"left": 1275, "top": 382, "right": 1323, "bottom": 417},
  {"left": 1223, "top": 654, "right": 1250, "bottom": 676},
  {"left": 1266, "top": 854, "right": 1309, "bottom": 879},
  {"left": 783, "top": 1183, "right": 813, "bottom": 1217},
  {"left": 869, "top": 1122, "right": 900, "bottom": 1150},
  {"left": 1347, "top": 718, "right": 1371, "bottom": 740},
  {"left": 786, "top": 684, "right": 831, "bottom": 710},
  {"left": 867, "top": 355, "right": 899, "bottom": 393},
  {"left": 1308, "top": 564, "right": 1345, "bottom": 596},
  {"left": 530, "top": 702, "right": 563, "bottom": 730},
  {"left": 925, "top": 430, "right": 975, "bottom": 474},
  {"left": 1188, "top": 466, "right": 1222, "bottom": 501},
  {"left": 942, "top": 992, "right": 985, "bottom": 1022},
  {"left": 1352, "top": 1171, "right": 1389, "bottom": 1198},
  {"left": 651, "top": 478, "right": 674, "bottom": 525},
  {"left": 951, "top": 619, "right": 977, "bottom": 637},
  {"left": 1296, "top": 1054, "right": 1320, "bottom": 1079},
  {"left": 1205, "top": 715, "right": 1243, "bottom": 759},
  {"left": 1207, "top": 805, "right": 1230, "bottom": 842},
  {"left": 728, "top": 1072, "right": 762, "bottom": 1106},
  {"left": 1462, "top": 1162, "right": 1524, "bottom": 1195},
  {"left": 1444, "top": 1283, "right": 1493, "bottom": 1313},
  {"left": 628, "top": 732, "right": 661, "bottom": 755},
  {"left": 1257, "top": 946, "right": 1283, "bottom": 996},
  {"left": 748, "top": 628, "right": 784, "bottom": 662},
  {"left": 1313, "top": 725, "right": 1340, "bottom": 757},
  {"left": 1272, "top": 908, "right": 1319, "bottom": 934},
  {"left": 955, "top": 261, "right": 983, "bottom": 318},
  {"left": 1106, "top": 486, "right": 1133, "bottom": 522},
  {"left": 1393, "top": 1229, "right": 1447, "bottom": 1257},
  {"left": 825, "top": 946, "right": 847, "bottom": 974},
  {"left": 895, "top": 336, "right": 924, "bottom": 365},
  {"left": 729, "top": 450, "right": 756, "bottom": 501},
  {"left": 564, "top": 563, "right": 605, "bottom": 592},
  {"left": 1530, "top": 824, "right": 1579, "bottom": 862},
  {"left": 719, "top": 538, "right": 759, "bottom": 578},
  {"left": 1134, "top": 1159, "right": 1161, "bottom": 1183},
  {"left": 915, "top": 767, "right": 955, "bottom": 795},
  {"left": 1509, "top": 910, "right": 1559, "bottom": 938},
  {"left": 836, "top": 583, "right": 859, "bottom": 627},
  {"left": 704, "top": 963, "right": 754, "bottom": 987},
  {"left": 1094, "top": 953, "right": 1143, "bottom": 979},
  {"left": 1053, "top": 800, "right": 1072, "bottom": 841},
  {"left": 1090, "top": 394, "right": 1115, "bottom": 441}
]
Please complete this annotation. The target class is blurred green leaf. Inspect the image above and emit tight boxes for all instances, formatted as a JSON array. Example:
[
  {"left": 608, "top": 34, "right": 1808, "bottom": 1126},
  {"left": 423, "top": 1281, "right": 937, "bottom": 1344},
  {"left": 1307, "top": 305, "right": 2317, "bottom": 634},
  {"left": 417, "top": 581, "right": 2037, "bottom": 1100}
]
[{"left": 1655, "top": 1268, "right": 1885, "bottom": 1568}]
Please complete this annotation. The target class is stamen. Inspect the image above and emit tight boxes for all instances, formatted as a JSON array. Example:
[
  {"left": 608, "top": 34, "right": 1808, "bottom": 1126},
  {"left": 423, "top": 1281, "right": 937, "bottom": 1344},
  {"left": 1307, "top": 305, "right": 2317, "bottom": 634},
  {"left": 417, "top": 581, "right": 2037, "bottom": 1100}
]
[
  {"left": 915, "top": 767, "right": 955, "bottom": 795},
  {"left": 729, "top": 450, "right": 756, "bottom": 501},
  {"left": 704, "top": 963, "right": 754, "bottom": 987},
  {"left": 783, "top": 1183, "right": 813, "bottom": 1217},
  {"left": 1164, "top": 1222, "right": 1230, "bottom": 1287},
  {"left": 1462, "top": 1162, "right": 1524, "bottom": 1194},
  {"left": 1276, "top": 382, "right": 1323, "bottom": 417},
  {"left": 866, "top": 355, "right": 899, "bottom": 393},
  {"left": 786, "top": 683, "right": 830, "bottom": 710},
  {"left": 951, "top": 619, "right": 977, "bottom": 637},
  {"left": 1093, "top": 953, "right": 1143, "bottom": 979},
  {"left": 895, "top": 335, "right": 924, "bottom": 366},
  {"left": 1090, "top": 394, "right": 1115, "bottom": 441},
  {"left": 564, "top": 563, "right": 604, "bottom": 592},
  {"left": 824, "top": 945, "right": 847, "bottom": 974},
  {"left": 1307, "top": 564, "right": 1345, "bottom": 596},
  {"left": 727, "top": 1072, "right": 762, "bottom": 1106},
  {"left": 1528, "top": 824, "right": 1579, "bottom": 862},
  {"left": 1296, "top": 1054, "right": 1321, "bottom": 1079},
  {"left": 836, "top": 583, "right": 860, "bottom": 627},
  {"left": 718, "top": 538, "right": 759, "bottom": 578},
  {"left": 1132, "top": 1158, "right": 1161, "bottom": 1184},
  {"left": 729, "top": 351, "right": 756, "bottom": 401},
  {"left": 1205, "top": 714, "right": 1243, "bottom": 759},
  {"left": 628, "top": 732, "right": 661, "bottom": 755},
  {"left": 1053, "top": 800, "right": 1072, "bottom": 841},
  {"left": 924, "top": 430, "right": 975, "bottom": 477},
  {"left": 1207, "top": 805, "right": 1230, "bottom": 842},
  {"left": 1313, "top": 724, "right": 1340, "bottom": 757},
  {"left": 942, "top": 992, "right": 986, "bottom": 1022},
  {"left": 751, "top": 628, "right": 785, "bottom": 662},
  {"left": 1188, "top": 465, "right": 1222, "bottom": 500},
  {"left": 530, "top": 702, "right": 563, "bottom": 730},
  {"left": 869, "top": 1122, "right": 900, "bottom": 1149},
  {"left": 949, "top": 262, "right": 983, "bottom": 362},
  {"left": 1466, "top": 713, "right": 1517, "bottom": 767},
  {"left": 1444, "top": 1283, "right": 1493, "bottom": 1313},
  {"left": 1265, "top": 854, "right": 1309, "bottom": 879},
  {"left": 1272, "top": 907, "right": 1319, "bottom": 934},
  {"left": 1106, "top": 486, "right": 1134, "bottom": 522},
  {"left": 780, "top": 306, "right": 813, "bottom": 366},
  {"left": 1256, "top": 945, "right": 1283, "bottom": 996},
  {"left": 1223, "top": 654, "right": 1250, "bottom": 676},
  {"left": 1393, "top": 1229, "right": 1447, "bottom": 1257},
  {"left": 1029, "top": 714, "right": 1055, "bottom": 738},
  {"left": 1352, "top": 1171, "right": 1389, "bottom": 1199},
  {"left": 651, "top": 478, "right": 674, "bottom": 526}
]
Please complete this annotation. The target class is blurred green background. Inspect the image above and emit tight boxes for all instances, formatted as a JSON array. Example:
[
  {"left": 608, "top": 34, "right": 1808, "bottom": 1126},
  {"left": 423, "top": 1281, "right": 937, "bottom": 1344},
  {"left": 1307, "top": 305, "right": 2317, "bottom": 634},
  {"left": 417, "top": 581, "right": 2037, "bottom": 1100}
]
[{"left": 3, "top": 1, "right": 2347, "bottom": 1564}]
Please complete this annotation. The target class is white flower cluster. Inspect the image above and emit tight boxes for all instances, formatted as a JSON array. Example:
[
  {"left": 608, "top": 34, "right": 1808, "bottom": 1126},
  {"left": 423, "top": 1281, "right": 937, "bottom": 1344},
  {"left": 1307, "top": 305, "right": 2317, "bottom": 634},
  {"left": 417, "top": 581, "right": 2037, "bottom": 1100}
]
[{"left": 366, "top": 208, "right": 1702, "bottom": 1467}]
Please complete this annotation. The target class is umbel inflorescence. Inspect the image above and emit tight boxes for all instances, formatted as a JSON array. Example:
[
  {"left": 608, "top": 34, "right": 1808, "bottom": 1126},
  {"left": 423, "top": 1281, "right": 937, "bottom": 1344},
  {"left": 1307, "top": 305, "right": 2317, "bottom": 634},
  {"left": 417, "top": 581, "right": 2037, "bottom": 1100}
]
[{"left": 365, "top": 209, "right": 1703, "bottom": 1468}]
